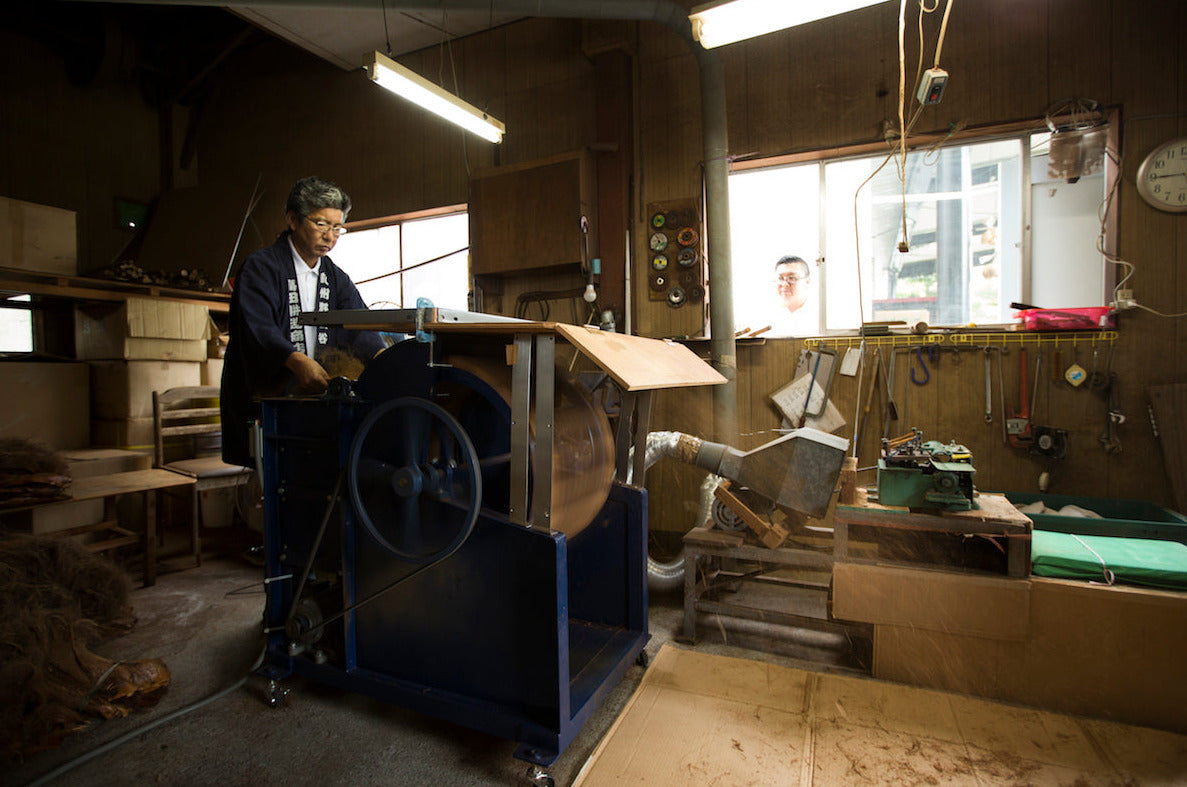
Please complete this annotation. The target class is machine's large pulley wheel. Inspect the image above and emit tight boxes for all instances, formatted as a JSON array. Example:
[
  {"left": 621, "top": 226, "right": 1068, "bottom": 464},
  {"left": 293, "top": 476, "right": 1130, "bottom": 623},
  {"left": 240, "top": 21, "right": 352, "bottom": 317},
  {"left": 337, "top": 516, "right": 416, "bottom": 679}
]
[{"left": 348, "top": 397, "right": 482, "bottom": 564}]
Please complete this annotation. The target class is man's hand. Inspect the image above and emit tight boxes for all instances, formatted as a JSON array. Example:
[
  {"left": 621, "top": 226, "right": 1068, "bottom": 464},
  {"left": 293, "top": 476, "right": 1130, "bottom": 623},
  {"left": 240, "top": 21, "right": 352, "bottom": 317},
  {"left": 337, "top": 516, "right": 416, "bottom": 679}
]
[{"left": 285, "top": 351, "right": 330, "bottom": 393}]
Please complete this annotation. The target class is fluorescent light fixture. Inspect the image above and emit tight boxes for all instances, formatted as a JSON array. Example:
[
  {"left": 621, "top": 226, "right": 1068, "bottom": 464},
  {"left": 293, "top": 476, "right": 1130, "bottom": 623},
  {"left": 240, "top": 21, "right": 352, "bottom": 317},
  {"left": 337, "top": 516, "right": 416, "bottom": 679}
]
[
  {"left": 690, "top": 0, "right": 886, "bottom": 49},
  {"left": 365, "top": 51, "right": 505, "bottom": 143}
]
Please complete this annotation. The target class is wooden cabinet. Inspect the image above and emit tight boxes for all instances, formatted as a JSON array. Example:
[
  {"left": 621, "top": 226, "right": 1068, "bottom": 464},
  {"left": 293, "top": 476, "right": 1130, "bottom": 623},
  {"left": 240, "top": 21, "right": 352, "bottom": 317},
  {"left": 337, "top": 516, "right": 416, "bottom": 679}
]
[{"left": 468, "top": 150, "right": 597, "bottom": 276}]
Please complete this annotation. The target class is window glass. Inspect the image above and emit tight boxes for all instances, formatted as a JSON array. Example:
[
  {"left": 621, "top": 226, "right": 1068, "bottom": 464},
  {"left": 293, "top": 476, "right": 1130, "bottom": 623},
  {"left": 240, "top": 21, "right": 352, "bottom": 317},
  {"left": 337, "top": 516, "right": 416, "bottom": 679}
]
[
  {"left": 1029, "top": 132, "right": 1106, "bottom": 308},
  {"left": 0, "top": 295, "right": 33, "bottom": 352},
  {"left": 401, "top": 213, "right": 469, "bottom": 311},
  {"left": 331, "top": 225, "right": 401, "bottom": 308},
  {"left": 728, "top": 164, "right": 819, "bottom": 336},
  {"left": 730, "top": 129, "right": 1107, "bottom": 335},
  {"left": 842, "top": 138, "right": 1022, "bottom": 328},
  {"left": 331, "top": 211, "right": 469, "bottom": 311}
]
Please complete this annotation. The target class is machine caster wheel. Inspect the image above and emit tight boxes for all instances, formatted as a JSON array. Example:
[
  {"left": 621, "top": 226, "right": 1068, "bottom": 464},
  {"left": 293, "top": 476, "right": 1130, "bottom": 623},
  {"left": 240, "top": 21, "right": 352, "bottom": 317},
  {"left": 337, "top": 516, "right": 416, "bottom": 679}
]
[
  {"left": 636, "top": 649, "right": 650, "bottom": 668},
  {"left": 525, "top": 764, "right": 555, "bottom": 787},
  {"left": 266, "top": 679, "right": 290, "bottom": 708}
]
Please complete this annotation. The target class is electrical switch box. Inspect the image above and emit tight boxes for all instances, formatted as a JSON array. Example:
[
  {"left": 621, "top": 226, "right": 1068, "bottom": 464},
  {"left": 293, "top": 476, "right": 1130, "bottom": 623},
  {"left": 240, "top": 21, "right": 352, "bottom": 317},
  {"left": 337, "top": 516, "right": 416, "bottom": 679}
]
[{"left": 916, "top": 68, "right": 948, "bottom": 105}]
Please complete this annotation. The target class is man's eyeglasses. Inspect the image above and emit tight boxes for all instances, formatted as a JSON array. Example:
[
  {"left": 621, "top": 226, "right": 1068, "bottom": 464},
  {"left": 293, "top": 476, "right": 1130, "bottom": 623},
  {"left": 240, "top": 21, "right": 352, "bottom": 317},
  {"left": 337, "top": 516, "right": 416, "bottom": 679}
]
[
  {"left": 775, "top": 274, "right": 806, "bottom": 284},
  {"left": 304, "top": 216, "right": 348, "bottom": 237}
]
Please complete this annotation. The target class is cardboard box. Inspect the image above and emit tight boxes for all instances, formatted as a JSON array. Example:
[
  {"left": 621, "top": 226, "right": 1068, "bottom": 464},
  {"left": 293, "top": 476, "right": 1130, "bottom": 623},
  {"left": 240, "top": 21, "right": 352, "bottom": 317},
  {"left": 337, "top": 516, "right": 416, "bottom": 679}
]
[
  {"left": 90, "top": 360, "right": 203, "bottom": 419},
  {"left": 201, "top": 357, "right": 224, "bottom": 387},
  {"left": 0, "top": 361, "right": 89, "bottom": 449},
  {"left": 61, "top": 447, "right": 151, "bottom": 478},
  {"left": 91, "top": 417, "right": 155, "bottom": 450},
  {"left": 832, "top": 562, "right": 1187, "bottom": 734},
  {"left": 0, "top": 196, "right": 77, "bottom": 275},
  {"left": 75, "top": 298, "right": 210, "bottom": 361},
  {"left": 0, "top": 499, "right": 105, "bottom": 536},
  {"left": 833, "top": 562, "right": 1031, "bottom": 641}
]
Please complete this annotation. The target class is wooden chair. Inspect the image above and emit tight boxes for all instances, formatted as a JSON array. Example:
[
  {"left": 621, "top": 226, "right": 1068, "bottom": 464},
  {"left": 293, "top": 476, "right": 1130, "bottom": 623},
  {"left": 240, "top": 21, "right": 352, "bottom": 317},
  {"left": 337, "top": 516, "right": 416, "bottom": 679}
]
[{"left": 152, "top": 386, "right": 253, "bottom": 566}]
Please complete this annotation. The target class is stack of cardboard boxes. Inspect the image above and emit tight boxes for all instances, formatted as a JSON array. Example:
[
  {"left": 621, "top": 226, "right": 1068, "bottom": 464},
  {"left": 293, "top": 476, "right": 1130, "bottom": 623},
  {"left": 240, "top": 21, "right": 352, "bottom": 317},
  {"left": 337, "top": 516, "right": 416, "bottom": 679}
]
[
  {"left": 77, "top": 297, "right": 215, "bottom": 450},
  {"left": 2, "top": 197, "right": 153, "bottom": 535}
]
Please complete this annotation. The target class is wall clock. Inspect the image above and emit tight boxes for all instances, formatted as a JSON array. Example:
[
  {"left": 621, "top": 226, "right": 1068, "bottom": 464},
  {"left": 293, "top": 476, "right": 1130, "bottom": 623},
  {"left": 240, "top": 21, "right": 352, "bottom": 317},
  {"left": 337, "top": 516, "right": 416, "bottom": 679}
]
[{"left": 1135, "top": 136, "right": 1187, "bottom": 213}]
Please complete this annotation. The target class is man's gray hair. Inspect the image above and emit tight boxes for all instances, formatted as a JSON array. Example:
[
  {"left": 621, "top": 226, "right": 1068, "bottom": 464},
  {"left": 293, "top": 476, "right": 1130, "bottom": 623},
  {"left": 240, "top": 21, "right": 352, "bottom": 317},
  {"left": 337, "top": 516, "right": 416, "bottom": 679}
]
[{"left": 286, "top": 176, "right": 352, "bottom": 220}]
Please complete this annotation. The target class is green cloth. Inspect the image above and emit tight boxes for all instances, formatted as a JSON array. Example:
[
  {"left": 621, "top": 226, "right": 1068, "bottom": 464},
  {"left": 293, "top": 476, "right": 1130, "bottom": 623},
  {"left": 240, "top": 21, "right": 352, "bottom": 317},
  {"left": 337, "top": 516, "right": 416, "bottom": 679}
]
[{"left": 1031, "top": 530, "right": 1187, "bottom": 591}]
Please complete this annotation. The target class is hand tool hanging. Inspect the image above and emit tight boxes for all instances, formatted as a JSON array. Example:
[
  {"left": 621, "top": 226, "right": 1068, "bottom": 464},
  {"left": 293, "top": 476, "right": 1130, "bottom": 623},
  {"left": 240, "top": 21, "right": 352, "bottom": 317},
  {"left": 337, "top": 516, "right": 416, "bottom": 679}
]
[
  {"left": 856, "top": 348, "right": 882, "bottom": 450},
  {"left": 1007, "top": 348, "right": 1034, "bottom": 449},
  {"left": 798, "top": 350, "right": 824, "bottom": 428},
  {"left": 882, "top": 349, "right": 899, "bottom": 439},
  {"left": 1031, "top": 347, "right": 1069, "bottom": 461},
  {"left": 983, "top": 347, "right": 994, "bottom": 424},
  {"left": 910, "top": 346, "right": 938, "bottom": 385},
  {"left": 997, "top": 348, "right": 1008, "bottom": 443},
  {"left": 1098, "top": 344, "right": 1124, "bottom": 453}
]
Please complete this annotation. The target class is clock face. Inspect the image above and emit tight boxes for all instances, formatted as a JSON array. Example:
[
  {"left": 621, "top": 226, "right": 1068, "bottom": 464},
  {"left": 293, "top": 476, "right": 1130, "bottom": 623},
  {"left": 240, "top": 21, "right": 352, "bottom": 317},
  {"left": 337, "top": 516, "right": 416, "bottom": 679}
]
[{"left": 1136, "top": 137, "right": 1187, "bottom": 213}]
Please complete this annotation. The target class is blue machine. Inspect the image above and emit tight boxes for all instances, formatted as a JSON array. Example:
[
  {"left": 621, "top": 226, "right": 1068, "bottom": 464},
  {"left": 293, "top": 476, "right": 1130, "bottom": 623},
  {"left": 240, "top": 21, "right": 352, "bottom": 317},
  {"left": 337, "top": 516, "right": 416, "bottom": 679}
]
[{"left": 257, "top": 330, "right": 652, "bottom": 772}]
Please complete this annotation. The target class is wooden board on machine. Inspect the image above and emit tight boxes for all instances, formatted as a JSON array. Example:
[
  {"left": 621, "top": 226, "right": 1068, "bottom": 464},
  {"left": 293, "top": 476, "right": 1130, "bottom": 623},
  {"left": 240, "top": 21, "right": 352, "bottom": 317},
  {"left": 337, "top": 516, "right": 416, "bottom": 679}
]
[{"left": 645, "top": 199, "right": 704, "bottom": 308}]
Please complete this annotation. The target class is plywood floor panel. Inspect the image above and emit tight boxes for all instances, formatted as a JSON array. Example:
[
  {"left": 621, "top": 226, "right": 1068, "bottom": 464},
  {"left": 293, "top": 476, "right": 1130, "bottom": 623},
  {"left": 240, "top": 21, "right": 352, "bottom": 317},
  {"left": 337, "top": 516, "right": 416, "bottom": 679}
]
[{"left": 573, "top": 644, "right": 1187, "bottom": 786}]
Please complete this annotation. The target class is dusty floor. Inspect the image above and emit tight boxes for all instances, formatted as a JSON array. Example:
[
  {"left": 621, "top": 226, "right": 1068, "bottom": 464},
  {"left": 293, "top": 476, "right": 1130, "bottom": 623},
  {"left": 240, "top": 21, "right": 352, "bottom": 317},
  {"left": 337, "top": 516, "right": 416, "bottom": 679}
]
[
  {"left": 10, "top": 549, "right": 866, "bottom": 787},
  {"left": 575, "top": 645, "right": 1187, "bottom": 786}
]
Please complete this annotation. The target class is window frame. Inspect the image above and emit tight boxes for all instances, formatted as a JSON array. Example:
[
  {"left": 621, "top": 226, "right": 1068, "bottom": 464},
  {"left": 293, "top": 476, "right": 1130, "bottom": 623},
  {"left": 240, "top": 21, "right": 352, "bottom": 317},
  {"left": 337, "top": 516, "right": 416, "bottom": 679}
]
[
  {"left": 728, "top": 112, "right": 1120, "bottom": 336},
  {"left": 337, "top": 203, "right": 470, "bottom": 311}
]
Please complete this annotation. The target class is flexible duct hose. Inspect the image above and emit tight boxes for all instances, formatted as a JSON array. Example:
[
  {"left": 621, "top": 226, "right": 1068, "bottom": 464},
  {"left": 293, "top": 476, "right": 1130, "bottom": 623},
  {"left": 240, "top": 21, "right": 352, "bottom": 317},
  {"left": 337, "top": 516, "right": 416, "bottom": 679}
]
[{"left": 630, "top": 431, "right": 721, "bottom": 593}]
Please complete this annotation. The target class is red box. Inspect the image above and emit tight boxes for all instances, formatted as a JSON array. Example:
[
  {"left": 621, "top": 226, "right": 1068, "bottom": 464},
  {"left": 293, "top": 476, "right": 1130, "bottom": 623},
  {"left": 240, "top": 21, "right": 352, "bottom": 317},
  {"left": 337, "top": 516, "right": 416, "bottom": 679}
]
[{"left": 1015, "top": 307, "right": 1114, "bottom": 331}]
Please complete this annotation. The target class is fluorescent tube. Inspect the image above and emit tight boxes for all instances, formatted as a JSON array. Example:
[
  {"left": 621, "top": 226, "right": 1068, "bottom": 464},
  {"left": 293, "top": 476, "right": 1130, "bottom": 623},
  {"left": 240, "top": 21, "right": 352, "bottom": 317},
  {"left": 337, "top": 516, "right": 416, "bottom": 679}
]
[
  {"left": 690, "top": 0, "right": 887, "bottom": 49},
  {"left": 366, "top": 51, "right": 505, "bottom": 143}
]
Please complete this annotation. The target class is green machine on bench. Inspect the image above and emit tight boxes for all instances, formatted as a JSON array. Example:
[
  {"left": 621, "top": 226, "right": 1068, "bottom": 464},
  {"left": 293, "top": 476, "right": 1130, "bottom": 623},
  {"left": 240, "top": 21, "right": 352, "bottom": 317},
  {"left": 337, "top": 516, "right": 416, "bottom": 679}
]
[{"left": 877, "top": 430, "right": 976, "bottom": 511}]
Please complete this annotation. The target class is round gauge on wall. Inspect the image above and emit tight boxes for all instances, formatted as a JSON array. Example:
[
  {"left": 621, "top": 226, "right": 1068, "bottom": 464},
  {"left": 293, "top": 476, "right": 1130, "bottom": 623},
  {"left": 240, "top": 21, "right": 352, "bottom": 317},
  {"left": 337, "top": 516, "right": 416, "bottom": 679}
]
[
  {"left": 649, "top": 231, "right": 669, "bottom": 252},
  {"left": 1136, "top": 136, "right": 1187, "bottom": 213}
]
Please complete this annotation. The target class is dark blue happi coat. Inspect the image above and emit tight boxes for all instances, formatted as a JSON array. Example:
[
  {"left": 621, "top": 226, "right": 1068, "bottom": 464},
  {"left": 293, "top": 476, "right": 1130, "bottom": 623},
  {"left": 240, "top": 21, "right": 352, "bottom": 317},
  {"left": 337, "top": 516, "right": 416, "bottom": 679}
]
[{"left": 220, "top": 233, "right": 384, "bottom": 466}]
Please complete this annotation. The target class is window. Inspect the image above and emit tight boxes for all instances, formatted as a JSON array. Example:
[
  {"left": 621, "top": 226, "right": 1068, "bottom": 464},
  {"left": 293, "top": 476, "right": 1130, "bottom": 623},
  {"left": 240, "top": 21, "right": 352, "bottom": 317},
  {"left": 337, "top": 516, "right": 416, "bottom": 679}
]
[
  {"left": 330, "top": 209, "right": 470, "bottom": 311},
  {"left": 0, "top": 295, "right": 33, "bottom": 352},
  {"left": 730, "top": 126, "right": 1111, "bottom": 336}
]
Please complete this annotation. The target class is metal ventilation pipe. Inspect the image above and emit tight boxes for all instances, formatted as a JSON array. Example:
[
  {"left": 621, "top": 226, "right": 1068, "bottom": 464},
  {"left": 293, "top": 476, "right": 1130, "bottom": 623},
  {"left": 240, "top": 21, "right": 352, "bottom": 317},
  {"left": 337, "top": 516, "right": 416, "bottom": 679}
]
[{"left": 82, "top": 0, "right": 739, "bottom": 443}]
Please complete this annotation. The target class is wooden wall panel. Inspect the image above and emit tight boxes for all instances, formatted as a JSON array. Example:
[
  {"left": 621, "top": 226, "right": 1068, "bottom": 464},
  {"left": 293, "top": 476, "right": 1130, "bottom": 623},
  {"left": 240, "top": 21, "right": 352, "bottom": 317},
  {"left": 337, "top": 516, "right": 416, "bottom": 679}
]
[
  {"left": 934, "top": 0, "right": 1049, "bottom": 127},
  {"left": 3, "top": 0, "right": 1186, "bottom": 521},
  {"left": 635, "top": 0, "right": 1187, "bottom": 532},
  {"left": 633, "top": 39, "right": 704, "bottom": 341},
  {"left": 0, "top": 27, "right": 160, "bottom": 275},
  {"left": 1045, "top": 0, "right": 1112, "bottom": 104},
  {"left": 741, "top": 33, "right": 793, "bottom": 155},
  {"left": 825, "top": 6, "right": 899, "bottom": 149}
]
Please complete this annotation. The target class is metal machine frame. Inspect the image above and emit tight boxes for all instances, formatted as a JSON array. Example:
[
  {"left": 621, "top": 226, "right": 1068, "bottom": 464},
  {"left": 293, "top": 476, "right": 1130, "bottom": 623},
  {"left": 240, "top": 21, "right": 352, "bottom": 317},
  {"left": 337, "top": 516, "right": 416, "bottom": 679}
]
[{"left": 257, "top": 308, "right": 722, "bottom": 769}]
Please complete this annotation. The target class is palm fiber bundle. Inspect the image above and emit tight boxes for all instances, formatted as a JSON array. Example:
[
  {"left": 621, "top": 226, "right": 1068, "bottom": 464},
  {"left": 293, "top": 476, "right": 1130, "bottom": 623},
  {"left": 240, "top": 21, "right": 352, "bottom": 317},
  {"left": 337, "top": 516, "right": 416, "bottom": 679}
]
[
  {"left": 0, "top": 437, "right": 71, "bottom": 507},
  {"left": 0, "top": 535, "right": 170, "bottom": 763}
]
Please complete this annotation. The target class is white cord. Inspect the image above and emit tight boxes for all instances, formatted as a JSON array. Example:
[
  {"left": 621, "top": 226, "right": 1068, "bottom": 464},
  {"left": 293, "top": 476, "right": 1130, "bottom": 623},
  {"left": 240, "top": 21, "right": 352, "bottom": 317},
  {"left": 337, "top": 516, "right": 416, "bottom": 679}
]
[
  {"left": 1071, "top": 534, "right": 1116, "bottom": 585},
  {"left": 933, "top": 0, "right": 954, "bottom": 68},
  {"left": 898, "top": 0, "right": 908, "bottom": 244},
  {"left": 1134, "top": 303, "right": 1187, "bottom": 319}
]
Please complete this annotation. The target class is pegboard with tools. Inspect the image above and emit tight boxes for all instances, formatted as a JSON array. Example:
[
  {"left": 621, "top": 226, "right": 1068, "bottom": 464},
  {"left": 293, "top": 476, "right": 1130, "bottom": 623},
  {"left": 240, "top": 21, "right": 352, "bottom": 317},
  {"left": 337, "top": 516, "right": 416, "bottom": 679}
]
[{"left": 645, "top": 199, "right": 704, "bottom": 308}]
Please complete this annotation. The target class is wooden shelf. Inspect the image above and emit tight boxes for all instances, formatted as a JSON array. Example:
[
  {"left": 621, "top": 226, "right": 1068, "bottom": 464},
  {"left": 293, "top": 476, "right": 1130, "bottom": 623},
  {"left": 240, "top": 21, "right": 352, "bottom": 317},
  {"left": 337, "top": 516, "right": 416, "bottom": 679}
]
[{"left": 0, "top": 266, "right": 230, "bottom": 312}]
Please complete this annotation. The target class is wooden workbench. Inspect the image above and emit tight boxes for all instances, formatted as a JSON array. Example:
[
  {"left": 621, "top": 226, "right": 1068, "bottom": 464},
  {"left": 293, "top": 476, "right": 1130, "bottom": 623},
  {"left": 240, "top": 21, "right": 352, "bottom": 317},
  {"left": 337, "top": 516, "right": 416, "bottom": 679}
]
[
  {"left": 680, "top": 486, "right": 1034, "bottom": 645},
  {"left": 679, "top": 525, "right": 872, "bottom": 646},
  {"left": 834, "top": 487, "right": 1033, "bottom": 577},
  {"left": 2, "top": 469, "right": 196, "bottom": 587}
]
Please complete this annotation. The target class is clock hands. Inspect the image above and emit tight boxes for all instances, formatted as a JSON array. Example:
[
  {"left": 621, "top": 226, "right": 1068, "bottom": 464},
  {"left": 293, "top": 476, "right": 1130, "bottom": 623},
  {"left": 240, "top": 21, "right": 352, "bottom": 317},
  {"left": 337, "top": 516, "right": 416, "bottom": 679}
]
[{"left": 1148, "top": 172, "right": 1187, "bottom": 180}]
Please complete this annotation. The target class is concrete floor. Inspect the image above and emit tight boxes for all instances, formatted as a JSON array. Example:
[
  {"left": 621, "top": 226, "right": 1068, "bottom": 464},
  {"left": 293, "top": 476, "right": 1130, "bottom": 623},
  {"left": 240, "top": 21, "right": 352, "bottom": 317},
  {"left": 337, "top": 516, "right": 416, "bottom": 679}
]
[{"left": 11, "top": 551, "right": 866, "bottom": 787}]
